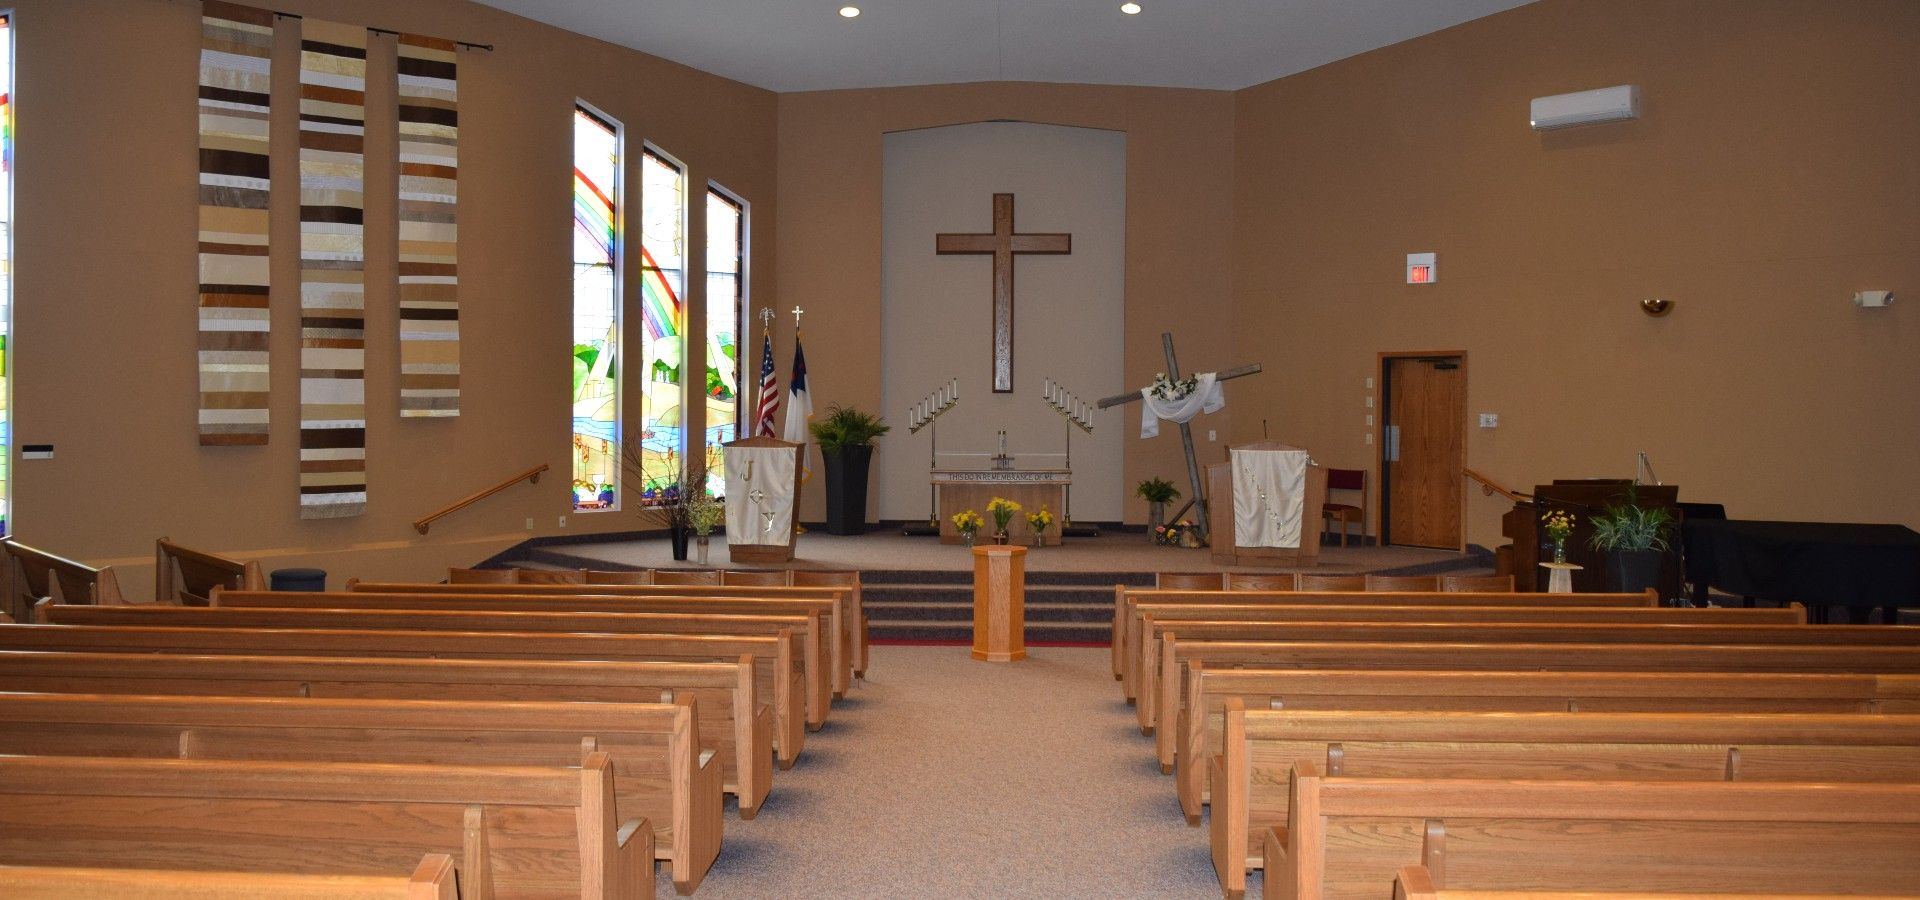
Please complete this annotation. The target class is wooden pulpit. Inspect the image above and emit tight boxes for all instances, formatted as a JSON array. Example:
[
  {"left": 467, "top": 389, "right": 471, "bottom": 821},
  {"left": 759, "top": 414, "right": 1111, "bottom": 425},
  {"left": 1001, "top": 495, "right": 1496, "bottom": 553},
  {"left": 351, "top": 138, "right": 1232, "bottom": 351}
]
[
  {"left": 1507, "top": 479, "right": 1681, "bottom": 595},
  {"left": 1206, "top": 441, "right": 1328, "bottom": 567},
  {"left": 722, "top": 436, "right": 803, "bottom": 564}
]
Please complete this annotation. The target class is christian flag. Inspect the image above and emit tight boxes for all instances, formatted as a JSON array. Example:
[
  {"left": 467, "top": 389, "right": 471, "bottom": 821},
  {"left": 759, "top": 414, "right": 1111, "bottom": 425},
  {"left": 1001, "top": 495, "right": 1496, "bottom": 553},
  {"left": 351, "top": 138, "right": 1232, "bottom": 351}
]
[
  {"left": 782, "top": 332, "right": 814, "bottom": 478},
  {"left": 754, "top": 333, "right": 780, "bottom": 437}
]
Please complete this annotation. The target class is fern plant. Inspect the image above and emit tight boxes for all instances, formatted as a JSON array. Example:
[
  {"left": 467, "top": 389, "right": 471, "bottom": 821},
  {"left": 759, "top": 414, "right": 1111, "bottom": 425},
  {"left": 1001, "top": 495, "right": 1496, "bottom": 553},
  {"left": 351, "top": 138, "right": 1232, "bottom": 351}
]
[
  {"left": 808, "top": 405, "right": 890, "bottom": 451},
  {"left": 1136, "top": 477, "right": 1180, "bottom": 504},
  {"left": 1587, "top": 502, "right": 1673, "bottom": 552}
]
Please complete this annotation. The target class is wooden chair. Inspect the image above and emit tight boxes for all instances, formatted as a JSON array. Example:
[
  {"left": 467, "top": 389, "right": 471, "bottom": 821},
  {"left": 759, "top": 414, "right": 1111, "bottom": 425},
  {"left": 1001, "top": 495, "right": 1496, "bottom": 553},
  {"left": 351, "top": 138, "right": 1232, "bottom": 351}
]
[
  {"left": 446, "top": 567, "right": 515, "bottom": 584},
  {"left": 653, "top": 568, "right": 723, "bottom": 586},
  {"left": 1440, "top": 573, "right": 1514, "bottom": 591},
  {"left": 1363, "top": 573, "right": 1438, "bottom": 591},
  {"left": 1320, "top": 467, "right": 1367, "bottom": 545},
  {"left": 155, "top": 538, "right": 263, "bottom": 605},
  {"left": 586, "top": 569, "right": 652, "bottom": 585},
  {"left": 1293, "top": 573, "right": 1364, "bottom": 591},
  {"left": 1157, "top": 572, "right": 1225, "bottom": 590},
  {"left": 516, "top": 568, "right": 587, "bottom": 585}
]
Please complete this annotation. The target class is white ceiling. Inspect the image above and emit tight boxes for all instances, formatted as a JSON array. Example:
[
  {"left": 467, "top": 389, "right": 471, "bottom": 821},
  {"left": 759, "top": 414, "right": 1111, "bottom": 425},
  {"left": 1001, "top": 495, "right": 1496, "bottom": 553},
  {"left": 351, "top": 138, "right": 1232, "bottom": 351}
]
[{"left": 473, "top": 0, "right": 1538, "bottom": 93}]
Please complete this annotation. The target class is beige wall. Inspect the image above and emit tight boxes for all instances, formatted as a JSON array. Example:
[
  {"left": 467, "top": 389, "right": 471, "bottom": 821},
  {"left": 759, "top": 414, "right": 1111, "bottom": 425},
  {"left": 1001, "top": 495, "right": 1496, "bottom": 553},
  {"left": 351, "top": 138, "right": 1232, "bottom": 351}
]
[
  {"left": 879, "top": 122, "right": 1127, "bottom": 522},
  {"left": 777, "top": 82, "right": 1237, "bottom": 524},
  {"left": 9, "top": 0, "right": 775, "bottom": 590},
  {"left": 1232, "top": 0, "right": 1920, "bottom": 548}
]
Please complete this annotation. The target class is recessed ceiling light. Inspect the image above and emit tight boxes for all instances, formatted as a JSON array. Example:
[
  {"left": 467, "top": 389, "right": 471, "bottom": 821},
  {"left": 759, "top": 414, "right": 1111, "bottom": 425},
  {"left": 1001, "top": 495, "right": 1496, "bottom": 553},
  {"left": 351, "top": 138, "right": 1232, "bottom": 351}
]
[
  {"left": 839, "top": 5, "right": 860, "bottom": 17},
  {"left": 1120, "top": 2, "right": 1142, "bottom": 14}
]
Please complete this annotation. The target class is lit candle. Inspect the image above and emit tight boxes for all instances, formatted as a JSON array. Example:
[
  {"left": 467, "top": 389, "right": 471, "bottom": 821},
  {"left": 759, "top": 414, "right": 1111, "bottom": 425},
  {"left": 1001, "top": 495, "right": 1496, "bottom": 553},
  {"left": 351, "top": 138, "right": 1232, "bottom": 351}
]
[
  {"left": 951, "top": 379, "right": 959, "bottom": 401},
  {"left": 1045, "top": 378, "right": 1054, "bottom": 400}
]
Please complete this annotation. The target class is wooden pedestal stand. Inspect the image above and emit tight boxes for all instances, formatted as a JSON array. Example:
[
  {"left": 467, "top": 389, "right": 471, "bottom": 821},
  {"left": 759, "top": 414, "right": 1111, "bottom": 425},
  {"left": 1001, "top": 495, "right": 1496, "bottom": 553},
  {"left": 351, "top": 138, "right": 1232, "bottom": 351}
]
[{"left": 971, "top": 545, "right": 1026, "bottom": 662}]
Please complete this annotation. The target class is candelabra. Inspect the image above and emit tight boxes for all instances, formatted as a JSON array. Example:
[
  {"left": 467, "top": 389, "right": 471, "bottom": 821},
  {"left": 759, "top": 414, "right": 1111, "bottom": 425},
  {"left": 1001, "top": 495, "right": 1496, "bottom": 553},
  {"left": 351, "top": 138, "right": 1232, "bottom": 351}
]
[
  {"left": 909, "top": 378, "right": 960, "bottom": 526},
  {"left": 1042, "top": 378, "right": 1095, "bottom": 526}
]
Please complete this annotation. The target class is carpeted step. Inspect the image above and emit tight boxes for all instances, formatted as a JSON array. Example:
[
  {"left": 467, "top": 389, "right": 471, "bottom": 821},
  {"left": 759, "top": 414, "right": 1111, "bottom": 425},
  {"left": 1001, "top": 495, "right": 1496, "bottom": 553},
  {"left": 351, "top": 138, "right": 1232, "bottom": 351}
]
[{"left": 870, "top": 620, "right": 1110, "bottom": 644}]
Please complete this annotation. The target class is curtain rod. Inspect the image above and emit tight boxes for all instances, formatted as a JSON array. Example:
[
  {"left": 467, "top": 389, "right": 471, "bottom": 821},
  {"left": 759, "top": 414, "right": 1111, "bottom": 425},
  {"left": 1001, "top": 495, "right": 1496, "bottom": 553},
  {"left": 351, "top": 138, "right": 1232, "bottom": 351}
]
[{"left": 269, "top": 11, "right": 493, "bottom": 52}]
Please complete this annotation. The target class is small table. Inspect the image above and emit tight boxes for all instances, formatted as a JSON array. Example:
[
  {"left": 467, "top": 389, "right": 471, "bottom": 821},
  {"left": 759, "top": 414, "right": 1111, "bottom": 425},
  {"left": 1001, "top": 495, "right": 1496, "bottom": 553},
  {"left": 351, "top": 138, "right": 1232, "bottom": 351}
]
[{"left": 1539, "top": 561, "right": 1583, "bottom": 594}]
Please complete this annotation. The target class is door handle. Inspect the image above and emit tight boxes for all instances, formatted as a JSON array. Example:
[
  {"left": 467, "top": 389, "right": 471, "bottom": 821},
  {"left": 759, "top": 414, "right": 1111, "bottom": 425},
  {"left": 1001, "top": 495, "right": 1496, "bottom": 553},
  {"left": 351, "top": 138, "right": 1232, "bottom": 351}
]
[{"left": 1385, "top": 425, "right": 1401, "bottom": 462}]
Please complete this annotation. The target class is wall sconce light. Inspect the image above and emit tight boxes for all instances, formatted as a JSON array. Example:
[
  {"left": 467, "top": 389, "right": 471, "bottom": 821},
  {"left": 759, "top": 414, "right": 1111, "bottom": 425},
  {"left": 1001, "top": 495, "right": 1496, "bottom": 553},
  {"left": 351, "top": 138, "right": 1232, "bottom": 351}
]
[{"left": 1639, "top": 298, "right": 1674, "bottom": 317}]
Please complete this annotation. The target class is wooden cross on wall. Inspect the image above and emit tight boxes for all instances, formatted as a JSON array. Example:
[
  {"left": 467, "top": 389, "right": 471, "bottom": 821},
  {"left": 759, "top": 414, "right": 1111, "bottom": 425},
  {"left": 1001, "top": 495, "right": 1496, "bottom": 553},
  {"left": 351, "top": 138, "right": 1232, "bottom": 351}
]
[{"left": 936, "top": 193, "right": 1071, "bottom": 393}]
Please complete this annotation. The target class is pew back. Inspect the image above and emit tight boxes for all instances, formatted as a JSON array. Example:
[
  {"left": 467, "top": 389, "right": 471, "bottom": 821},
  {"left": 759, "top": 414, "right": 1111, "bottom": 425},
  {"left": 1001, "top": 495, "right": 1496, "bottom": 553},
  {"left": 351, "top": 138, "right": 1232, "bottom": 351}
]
[
  {"left": 3, "top": 540, "right": 123, "bottom": 622},
  {"left": 0, "top": 855, "right": 459, "bottom": 900},
  {"left": 155, "top": 538, "right": 263, "bottom": 605}
]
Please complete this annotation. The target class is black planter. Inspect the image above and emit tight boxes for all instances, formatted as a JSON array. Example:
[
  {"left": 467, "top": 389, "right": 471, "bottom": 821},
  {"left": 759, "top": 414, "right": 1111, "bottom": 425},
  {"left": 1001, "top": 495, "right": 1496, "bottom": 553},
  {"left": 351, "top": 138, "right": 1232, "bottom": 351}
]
[
  {"left": 822, "top": 445, "right": 874, "bottom": 536},
  {"left": 668, "top": 524, "right": 691, "bottom": 561},
  {"left": 1605, "top": 548, "right": 1664, "bottom": 595}
]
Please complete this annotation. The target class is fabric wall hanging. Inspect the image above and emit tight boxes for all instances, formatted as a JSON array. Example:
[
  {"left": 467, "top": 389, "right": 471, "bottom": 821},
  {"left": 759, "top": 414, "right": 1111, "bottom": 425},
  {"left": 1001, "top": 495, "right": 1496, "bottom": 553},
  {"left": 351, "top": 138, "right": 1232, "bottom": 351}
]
[
  {"left": 196, "top": 1, "right": 275, "bottom": 446},
  {"left": 395, "top": 34, "right": 460, "bottom": 417},
  {"left": 296, "top": 19, "right": 368, "bottom": 518}
]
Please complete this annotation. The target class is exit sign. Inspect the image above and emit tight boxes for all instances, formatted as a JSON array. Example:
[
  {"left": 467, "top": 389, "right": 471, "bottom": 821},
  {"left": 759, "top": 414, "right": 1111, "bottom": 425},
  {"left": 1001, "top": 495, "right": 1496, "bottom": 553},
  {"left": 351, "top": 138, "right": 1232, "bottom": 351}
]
[{"left": 1407, "top": 252, "right": 1436, "bottom": 284}]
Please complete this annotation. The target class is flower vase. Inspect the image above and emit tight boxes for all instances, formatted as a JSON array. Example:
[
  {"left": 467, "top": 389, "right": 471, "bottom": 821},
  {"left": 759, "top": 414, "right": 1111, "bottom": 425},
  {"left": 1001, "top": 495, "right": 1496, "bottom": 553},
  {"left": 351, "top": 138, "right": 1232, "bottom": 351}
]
[
  {"left": 1551, "top": 542, "right": 1567, "bottom": 564},
  {"left": 962, "top": 531, "right": 976, "bottom": 548},
  {"left": 695, "top": 536, "right": 711, "bottom": 566},
  {"left": 1032, "top": 531, "right": 1045, "bottom": 548},
  {"left": 1147, "top": 502, "right": 1165, "bottom": 543}
]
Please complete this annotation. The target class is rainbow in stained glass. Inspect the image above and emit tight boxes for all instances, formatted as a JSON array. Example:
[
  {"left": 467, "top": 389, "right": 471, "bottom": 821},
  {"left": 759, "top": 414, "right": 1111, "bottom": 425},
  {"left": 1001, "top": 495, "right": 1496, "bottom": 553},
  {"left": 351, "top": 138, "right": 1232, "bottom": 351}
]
[
  {"left": 0, "top": 15, "right": 13, "bottom": 534},
  {"left": 703, "top": 189, "right": 745, "bottom": 496},
  {"left": 571, "top": 106, "right": 620, "bottom": 511},
  {"left": 636, "top": 149, "right": 686, "bottom": 501}
]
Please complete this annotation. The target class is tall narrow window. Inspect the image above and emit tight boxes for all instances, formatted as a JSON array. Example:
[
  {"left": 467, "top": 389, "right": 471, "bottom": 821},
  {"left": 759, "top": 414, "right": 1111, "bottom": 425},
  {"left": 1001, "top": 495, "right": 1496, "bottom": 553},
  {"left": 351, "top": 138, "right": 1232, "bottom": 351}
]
[
  {"left": 571, "top": 105, "right": 620, "bottom": 511},
  {"left": 0, "top": 15, "right": 13, "bottom": 534},
  {"left": 703, "top": 187, "right": 745, "bottom": 495},
  {"left": 638, "top": 148, "right": 686, "bottom": 500}
]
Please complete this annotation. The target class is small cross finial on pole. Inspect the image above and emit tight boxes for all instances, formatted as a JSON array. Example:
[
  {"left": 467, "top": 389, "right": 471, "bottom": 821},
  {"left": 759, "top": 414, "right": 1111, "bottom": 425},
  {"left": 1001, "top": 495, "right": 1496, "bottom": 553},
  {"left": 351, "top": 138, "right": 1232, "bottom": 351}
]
[
  {"left": 759, "top": 307, "right": 774, "bottom": 329},
  {"left": 791, "top": 306, "right": 806, "bottom": 329}
]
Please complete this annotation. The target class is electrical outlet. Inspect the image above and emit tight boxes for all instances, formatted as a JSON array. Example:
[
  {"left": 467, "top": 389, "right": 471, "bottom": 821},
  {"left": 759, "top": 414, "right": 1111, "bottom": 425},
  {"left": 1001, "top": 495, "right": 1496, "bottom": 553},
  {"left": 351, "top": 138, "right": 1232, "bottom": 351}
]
[
  {"left": 1208, "top": 430, "right": 1217, "bottom": 442},
  {"left": 1365, "top": 377, "right": 1374, "bottom": 389},
  {"left": 1365, "top": 396, "right": 1374, "bottom": 409},
  {"left": 1365, "top": 414, "right": 1374, "bottom": 426},
  {"left": 557, "top": 516, "right": 567, "bottom": 528},
  {"left": 524, "top": 517, "right": 534, "bottom": 530},
  {"left": 1364, "top": 433, "right": 1374, "bottom": 445},
  {"left": 1479, "top": 413, "right": 1499, "bottom": 428}
]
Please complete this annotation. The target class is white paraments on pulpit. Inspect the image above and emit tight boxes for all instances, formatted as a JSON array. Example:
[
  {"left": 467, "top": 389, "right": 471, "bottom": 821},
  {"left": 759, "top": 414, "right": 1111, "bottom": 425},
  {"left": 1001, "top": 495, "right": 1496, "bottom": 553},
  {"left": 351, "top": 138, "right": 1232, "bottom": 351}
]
[
  {"left": 724, "top": 445, "right": 797, "bottom": 546},
  {"left": 1230, "top": 445, "right": 1308, "bottom": 549}
]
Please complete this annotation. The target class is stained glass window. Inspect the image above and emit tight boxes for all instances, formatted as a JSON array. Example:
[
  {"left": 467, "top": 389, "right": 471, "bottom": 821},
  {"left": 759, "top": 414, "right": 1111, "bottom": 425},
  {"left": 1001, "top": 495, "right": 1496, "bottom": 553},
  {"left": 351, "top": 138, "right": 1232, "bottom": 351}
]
[
  {"left": 571, "top": 105, "right": 620, "bottom": 511},
  {"left": 703, "top": 187, "right": 745, "bottom": 496},
  {"left": 0, "top": 15, "right": 13, "bottom": 535},
  {"left": 637, "top": 148, "right": 686, "bottom": 501}
]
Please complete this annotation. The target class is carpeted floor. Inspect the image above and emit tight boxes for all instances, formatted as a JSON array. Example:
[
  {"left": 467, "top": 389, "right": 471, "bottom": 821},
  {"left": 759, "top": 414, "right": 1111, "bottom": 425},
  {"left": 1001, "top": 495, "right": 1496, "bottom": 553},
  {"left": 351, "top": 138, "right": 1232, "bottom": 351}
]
[
  {"left": 660, "top": 644, "right": 1239, "bottom": 898},
  {"left": 536, "top": 529, "right": 1484, "bottom": 576}
]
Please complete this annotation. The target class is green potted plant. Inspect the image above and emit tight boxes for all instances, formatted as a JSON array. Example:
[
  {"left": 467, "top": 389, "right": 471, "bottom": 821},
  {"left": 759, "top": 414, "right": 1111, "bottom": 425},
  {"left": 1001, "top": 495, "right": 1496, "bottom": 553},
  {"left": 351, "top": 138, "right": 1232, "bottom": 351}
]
[
  {"left": 1137, "top": 477, "right": 1180, "bottom": 541},
  {"left": 1587, "top": 491, "right": 1674, "bottom": 595},
  {"left": 808, "top": 404, "right": 890, "bottom": 536}
]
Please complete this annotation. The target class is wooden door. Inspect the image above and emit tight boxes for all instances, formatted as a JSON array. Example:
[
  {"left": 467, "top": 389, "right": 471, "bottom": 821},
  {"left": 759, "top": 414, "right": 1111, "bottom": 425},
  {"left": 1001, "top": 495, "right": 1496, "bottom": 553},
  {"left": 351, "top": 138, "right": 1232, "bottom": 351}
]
[{"left": 1382, "top": 354, "right": 1465, "bottom": 549}]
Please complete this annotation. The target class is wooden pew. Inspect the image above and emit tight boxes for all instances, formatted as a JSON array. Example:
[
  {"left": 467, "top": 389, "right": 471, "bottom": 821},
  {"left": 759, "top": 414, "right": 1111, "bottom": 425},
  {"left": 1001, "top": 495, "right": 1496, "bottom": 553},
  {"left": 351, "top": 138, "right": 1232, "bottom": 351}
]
[
  {"left": 47, "top": 601, "right": 834, "bottom": 733},
  {"left": 0, "top": 691, "right": 722, "bottom": 893},
  {"left": 0, "top": 854, "right": 459, "bottom": 900},
  {"left": 1293, "top": 575, "right": 1364, "bottom": 591},
  {"left": 1263, "top": 771, "right": 1920, "bottom": 900},
  {"left": 786, "top": 571, "right": 866, "bottom": 680},
  {"left": 1125, "top": 601, "right": 1804, "bottom": 707},
  {"left": 1211, "top": 706, "right": 1920, "bottom": 896},
  {"left": 1177, "top": 665, "right": 1920, "bottom": 821},
  {"left": 1363, "top": 574, "right": 1438, "bottom": 591},
  {"left": 0, "top": 623, "right": 808, "bottom": 768},
  {"left": 155, "top": 537, "right": 264, "bottom": 605},
  {"left": 1152, "top": 637, "right": 1920, "bottom": 774},
  {"left": 1111, "top": 589, "right": 1658, "bottom": 682},
  {"left": 220, "top": 587, "right": 854, "bottom": 706},
  {"left": 3, "top": 540, "right": 124, "bottom": 622},
  {"left": 1144, "top": 618, "right": 1920, "bottom": 737},
  {"left": 0, "top": 753, "right": 653, "bottom": 899},
  {"left": 0, "top": 649, "right": 773, "bottom": 818},
  {"left": 360, "top": 579, "right": 862, "bottom": 694},
  {"left": 1392, "top": 864, "right": 1917, "bottom": 900}
]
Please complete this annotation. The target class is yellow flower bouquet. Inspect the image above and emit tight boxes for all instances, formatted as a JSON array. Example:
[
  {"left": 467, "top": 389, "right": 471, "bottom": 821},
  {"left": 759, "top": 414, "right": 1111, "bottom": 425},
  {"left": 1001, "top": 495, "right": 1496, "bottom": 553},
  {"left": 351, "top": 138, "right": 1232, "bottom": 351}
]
[
  {"left": 986, "top": 496, "right": 1022, "bottom": 536},
  {"left": 951, "top": 509, "right": 983, "bottom": 535}
]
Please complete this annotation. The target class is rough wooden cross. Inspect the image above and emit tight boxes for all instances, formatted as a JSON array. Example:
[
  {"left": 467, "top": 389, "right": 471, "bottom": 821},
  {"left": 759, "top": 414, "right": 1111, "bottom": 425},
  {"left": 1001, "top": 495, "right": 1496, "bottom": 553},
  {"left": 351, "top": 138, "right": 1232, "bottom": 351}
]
[
  {"left": 936, "top": 193, "right": 1071, "bottom": 393},
  {"left": 1097, "top": 333, "right": 1263, "bottom": 540}
]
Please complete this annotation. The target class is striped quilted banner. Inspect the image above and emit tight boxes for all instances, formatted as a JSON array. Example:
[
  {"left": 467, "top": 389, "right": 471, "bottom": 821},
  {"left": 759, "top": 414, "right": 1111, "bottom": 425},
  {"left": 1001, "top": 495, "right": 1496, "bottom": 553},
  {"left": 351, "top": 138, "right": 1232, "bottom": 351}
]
[
  {"left": 196, "top": 1, "right": 274, "bottom": 446},
  {"left": 297, "top": 20, "right": 368, "bottom": 519},
  {"left": 396, "top": 34, "right": 460, "bottom": 417}
]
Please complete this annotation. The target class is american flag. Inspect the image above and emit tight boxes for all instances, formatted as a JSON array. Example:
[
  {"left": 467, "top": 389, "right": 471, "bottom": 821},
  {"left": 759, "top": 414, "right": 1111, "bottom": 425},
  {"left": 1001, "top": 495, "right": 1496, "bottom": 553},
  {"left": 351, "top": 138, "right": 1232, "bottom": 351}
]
[{"left": 753, "top": 333, "right": 780, "bottom": 437}]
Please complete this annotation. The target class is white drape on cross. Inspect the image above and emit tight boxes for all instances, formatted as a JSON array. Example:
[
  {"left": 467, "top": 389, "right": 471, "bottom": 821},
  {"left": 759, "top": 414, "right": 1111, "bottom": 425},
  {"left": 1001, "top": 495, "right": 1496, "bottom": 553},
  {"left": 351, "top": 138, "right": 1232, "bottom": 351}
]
[{"left": 1138, "top": 373, "right": 1225, "bottom": 438}]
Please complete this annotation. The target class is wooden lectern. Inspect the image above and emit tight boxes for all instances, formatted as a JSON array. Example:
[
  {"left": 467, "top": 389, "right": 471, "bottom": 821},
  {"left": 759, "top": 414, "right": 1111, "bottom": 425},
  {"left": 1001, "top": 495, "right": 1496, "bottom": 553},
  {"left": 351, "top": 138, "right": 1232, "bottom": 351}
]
[
  {"left": 722, "top": 436, "right": 803, "bottom": 565},
  {"left": 1507, "top": 479, "right": 1681, "bottom": 595},
  {"left": 972, "top": 545, "right": 1026, "bottom": 662},
  {"left": 1206, "top": 441, "right": 1328, "bottom": 567}
]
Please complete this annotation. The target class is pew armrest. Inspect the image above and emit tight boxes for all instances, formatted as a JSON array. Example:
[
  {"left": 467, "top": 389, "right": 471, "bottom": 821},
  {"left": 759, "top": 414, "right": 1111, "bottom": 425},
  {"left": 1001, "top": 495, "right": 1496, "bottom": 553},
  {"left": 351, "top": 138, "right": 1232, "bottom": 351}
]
[{"left": 614, "top": 817, "right": 655, "bottom": 900}]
